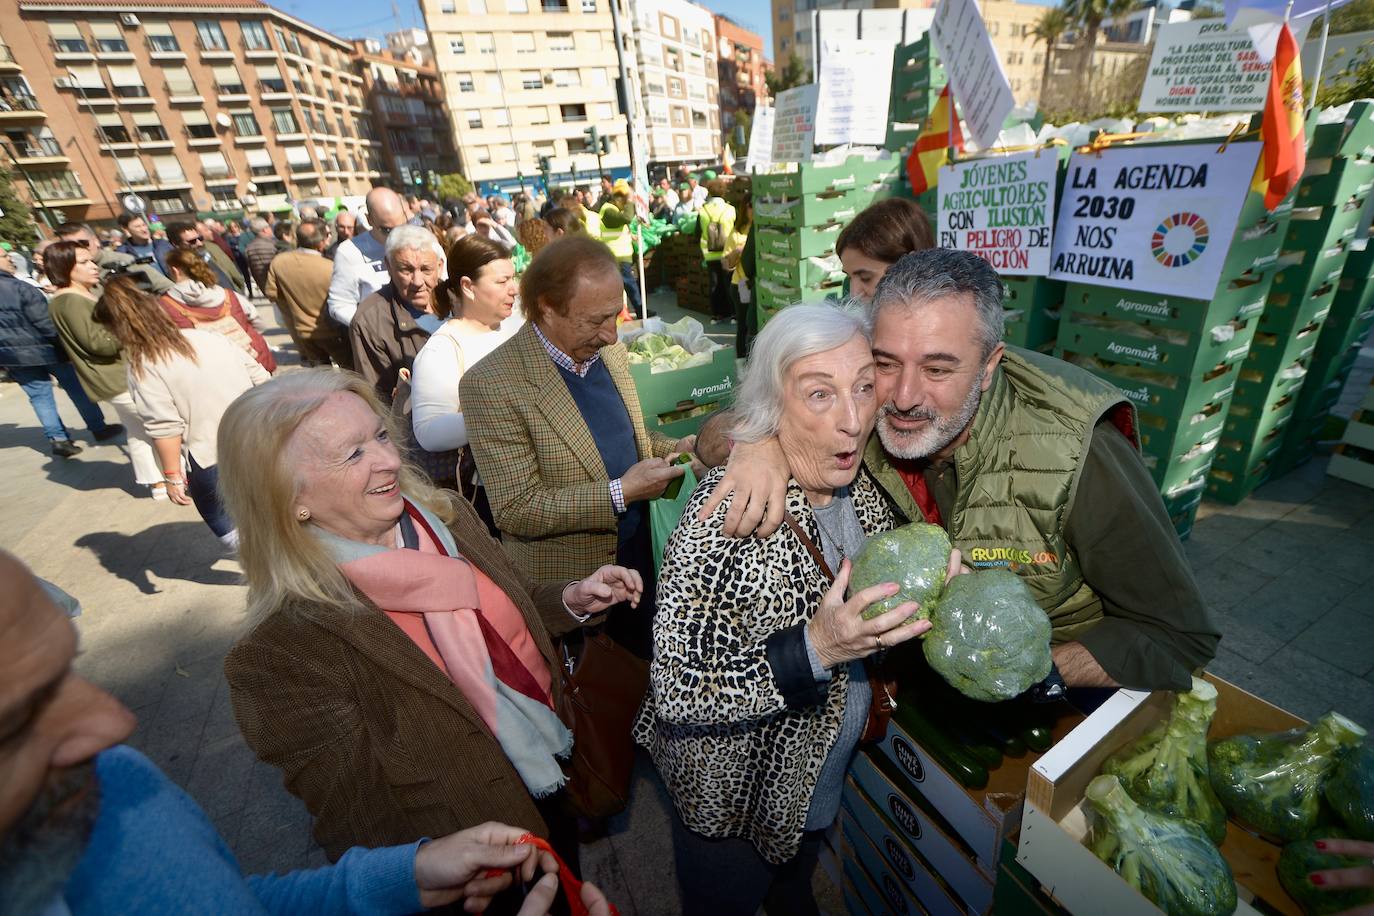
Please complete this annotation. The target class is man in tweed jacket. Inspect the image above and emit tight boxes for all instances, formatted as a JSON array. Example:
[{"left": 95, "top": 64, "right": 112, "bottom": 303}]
[{"left": 461, "top": 237, "right": 691, "bottom": 654}]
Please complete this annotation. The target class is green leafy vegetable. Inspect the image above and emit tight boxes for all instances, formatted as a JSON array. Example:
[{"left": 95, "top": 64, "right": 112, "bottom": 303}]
[
  {"left": 1208, "top": 712, "right": 1367, "bottom": 842},
  {"left": 1278, "top": 834, "right": 1374, "bottom": 915},
  {"left": 1085, "top": 774, "right": 1238, "bottom": 916},
  {"left": 1325, "top": 742, "right": 1374, "bottom": 841},
  {"left": 1103, "top": 677, "right": 1229, "bottom": 845},
  {"left": 848, "top": 522, "right": 950, "bottom": 625},
  {"left": 922, "top": 569, "right": 1052, "bottom": 702}
]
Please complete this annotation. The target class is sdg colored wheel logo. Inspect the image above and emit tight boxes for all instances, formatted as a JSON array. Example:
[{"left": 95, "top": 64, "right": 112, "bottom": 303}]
[{"left": 1151, "top": 212, "right": 1210, "bottom": 267}]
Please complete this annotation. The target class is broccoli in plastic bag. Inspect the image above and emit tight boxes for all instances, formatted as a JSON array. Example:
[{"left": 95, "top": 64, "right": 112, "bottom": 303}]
[
  {"left": 1085, "top": 774, "right": 1238, "bottom": 916},
  {"left": 847, "top": 522, "right": 950, "bottom": 625},
  {"left": 923, "top": 569, "right": 1052, "bottom": 702},
  {"left": 1325, "top": 742, "right": 1374, "bottom": 841},
  {"left": 1103, "top": 677, "right": 1229, "bottom": 845},
  {"left": 1277, "top": 833, "right": 1374, "bottom": 915},
  {"left": 1207, "top": 712, "right": 1367, "bottom": 842}
]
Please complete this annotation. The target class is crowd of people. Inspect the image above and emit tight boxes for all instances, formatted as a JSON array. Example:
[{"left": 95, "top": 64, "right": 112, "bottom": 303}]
[{"left": 9, "top": 175, "right": 1374, "bottom": 916}]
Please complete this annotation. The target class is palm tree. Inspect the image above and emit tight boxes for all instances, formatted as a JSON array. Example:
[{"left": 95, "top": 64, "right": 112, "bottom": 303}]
[
  {"left": 1064, "top": 0, "right": 1135, "bottom": 94},
  {"left": 1031, "top": 7, "right": 1072, "bottom": 102}
]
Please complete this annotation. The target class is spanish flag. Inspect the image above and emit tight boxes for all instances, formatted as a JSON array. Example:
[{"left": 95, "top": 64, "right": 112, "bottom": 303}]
[
  {"left": 907, "top": 85, "right": 964, "bottom": 196},
  {"left": 1253, "top": 23, "right": 1305, "bottom": 211}
]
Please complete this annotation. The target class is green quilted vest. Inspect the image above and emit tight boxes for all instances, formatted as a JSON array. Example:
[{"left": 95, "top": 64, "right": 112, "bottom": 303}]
[{"left": 865, "top": 347, "right": 1137, "bottom": 643}]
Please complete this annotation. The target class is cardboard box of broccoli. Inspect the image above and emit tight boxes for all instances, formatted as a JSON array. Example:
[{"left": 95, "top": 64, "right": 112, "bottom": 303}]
[{"left": 618, "top": 317, "right": 735, "bottom": 441}]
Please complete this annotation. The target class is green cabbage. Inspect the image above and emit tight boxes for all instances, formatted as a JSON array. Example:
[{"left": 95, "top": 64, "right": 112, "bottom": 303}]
[
  {"left": 1278, "top": 834, "right": 1374, "bottom": 915},
  {"left": 1325, "top": 742, "right": 1374, "bottom": 841},
  {"left": 1208, "top": 712, "right": 1367, "bottom": 841},
  {"left": 922, "top": 569, "right": 1052, "bottom": 702},
  {"left": 848, "top": 522, "right": 950, "bottom": 625},
  {"left": 1103, "top": 678, "right": 1229, "bottom": 845},
  {"left": 1085, "top": 774, "right": 1238, "bottom": 916}
]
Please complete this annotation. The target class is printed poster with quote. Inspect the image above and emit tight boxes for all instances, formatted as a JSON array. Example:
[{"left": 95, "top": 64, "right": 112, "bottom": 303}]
[{"left": 1048, "top": 142, "right": 1262, "bottom": 298}]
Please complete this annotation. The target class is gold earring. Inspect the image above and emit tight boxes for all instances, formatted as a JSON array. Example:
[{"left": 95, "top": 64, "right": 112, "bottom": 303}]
[{"left": 297, "top": 509, "right": 310, "bottom": 521}]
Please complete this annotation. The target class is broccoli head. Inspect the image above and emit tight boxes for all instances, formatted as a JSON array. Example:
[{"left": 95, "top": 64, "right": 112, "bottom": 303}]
[
  {"left": 1085, "top": 774, "right": 1238, "bottom": 916},
  {"left": 1324, "top": 742, "right": 1374, "bottom": 842},
  {"left": 848, "top": 522, "right": 950, "bottom": 625},
  {"left": 1207, "top": 712, "right": 1367, "bottom": 842}
]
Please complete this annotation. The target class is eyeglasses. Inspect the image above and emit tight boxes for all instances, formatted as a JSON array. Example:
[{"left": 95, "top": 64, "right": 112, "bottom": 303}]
[{"left": 183, "top": 236, "right": 204, "bottom": 246}]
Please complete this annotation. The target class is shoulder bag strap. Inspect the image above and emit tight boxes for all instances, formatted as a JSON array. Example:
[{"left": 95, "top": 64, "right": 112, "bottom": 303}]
[{"left": 781, "top": 512, "right": 833, "bottom": 581}]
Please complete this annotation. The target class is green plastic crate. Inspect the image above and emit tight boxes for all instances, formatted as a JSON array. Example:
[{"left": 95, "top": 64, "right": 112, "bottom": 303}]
[
  {"left": 1297, "top": 155, "right": 1374, "bottom": 205},
  {"left": 1060, "top": 270, "right": 1272, "bottom": 333},
  {"left": 752, "top": 156, "right": 900, "bottom": 200},
  {"left": 1062, "top": 353, "right": 1242, "bottom": 421},
  {"left": 1055, "top": 311, "right": 1258, "bottom": 379},
  {"left": 627, "top": 346, "right": 736, "bottom": 441},
  {"left": 1307, "top": 101, "right": 1374, "bottom": 159},
  {"left": 755, "top": 251, "right": 845, "bottom": 288},
  {"left": 1283, "top": 199, "right": 1371, "bottom": 255},
  {"left": 753, "top": 189, "right": 861, "bottom": 228},
  {"left": 756, "top": 223, "right": 845, "bottom": 260}
]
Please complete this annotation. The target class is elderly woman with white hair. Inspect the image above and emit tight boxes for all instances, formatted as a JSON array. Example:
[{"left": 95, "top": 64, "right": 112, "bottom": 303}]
[
  {"left": 636, "top": 302, "right": 961, "bottom": 915},
  {"left": 349, "top": 223, "right": 447, "bottom": 403}
]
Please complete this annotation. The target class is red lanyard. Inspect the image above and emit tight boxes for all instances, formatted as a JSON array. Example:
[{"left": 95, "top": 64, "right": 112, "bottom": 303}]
[{"left": 486, "top": 833, "right": 618, "bottom": 916}]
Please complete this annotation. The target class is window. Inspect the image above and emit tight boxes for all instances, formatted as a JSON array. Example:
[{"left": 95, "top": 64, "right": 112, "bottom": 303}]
[
  {"left": 596, "top": 102, "right": 614, "bottom": 119},
  {"left": 289, "top": 34, "right": 304, "bottom": 56},
  {"left": 513, "top": 33, "right": 536, "bottom": 54},
  {"left": 567, "top": 136, "right": 589, "bottom": 153},
  {"left": 213, "top": 65, "right": 245, "bottom": 94},
  {"left": 284, "top": 146, "right": 313, "bottom": 172},
  {"left": 528, "top": 106, "right": 549, "bottom": 125},
  {"left": 144, "top": 22, "right": 180, "bottom": 53},
  {"left": 164, "top": 66, "right": 195, "bottom": 96},
  {"left": 196, "top": 21, "right": 229, "bottom": 51},
  {"left": 521, "top": 70, "right": 542, "bottom": 90},
  {"left": 465, "top": 110, "right": 482, "bottom": 128},
  {"left": 199, "top": 151, "right": 230, "bottom": 178},
  {"left": 475, "top": 146, "right": 491, "bottom": 164},
  {"left": 108, "top": 66, "right": 149, "bottom": 98},
  {"left": 456, "top": 73, "right": 475, "bottom": 93},
  {"left": 151, "top": 154, "right": 186, "bottom": 183},
  {"left": 274, "top": 27, "right": 289, "bottom": 51},
  {"left": 67, "top": 67, "right": 109, "bottom": 98},
  {"left": 91, "top": 22, "right": 128, "bottom": 53},
  {"left": 492, "top": 108, "right": 510, "bottom": 127},
  {"left": 581, "top": 0, "right": 596, "bottom": 11},
  {"left": 271, "top": 108, "right": 299, "bottom": 133},
  {"left": 667, "top": 76, "right": 684, "bottom": 98},
  {"left": 182, "top": 110, "right": 215, "bottom": 139},
  {"left": 664, "top": 47, "right": 682, "bottom": 71},
  {"left": 673, "top": 134, "right": 688, "bottom": 154},
  {"left": 96, "top": 112, "right": 130, "bottom": 143},
  {"left": 552, "top": 69, "right": 579, "bottom": 87},
  {"left": 471, "top": 0, "right": 488, "bottom": 11},
  {"left": 475, "top": 34, "right": 494, "bottom": 55},
  {"left": 549, "top": 32, "right": 574, "bottom": 52},
  {"left": 542, "top": 0, "right": 570, "bottom": 10},
  {"left": 116, "top": 156, "right": 149, "bottom": 183},
  {"left": 133, "top": 111, "right": 168, "bottom": 141},
  {"left": 448, "top": 36, "right": 466, "bottom": 54},
  {"left": 255, "top": 180, "right": 286, "bottom": 195},
  {"left": 560, "top": 103, "right": 586, "bottom": 122},
  {"left": 588, "top": 68, "right": 608, "bottom": 87},
  {"left": 50, "top": 22, "right": 88, "bottom": 54},
  {"left": 210, "top": 187, "right": 240, "bottom": 209},
  {"left": 242, "top": 20, "right": 270, "bottom": 50},
  {"left": 691, "top": 110, "right": 706, "bottom": 128},
  {"left": 245, "top": 148, "right": 275, "bottom": 176},
  {"left": 659, "top": 13, "right": 680, "bottom": 39},
  {"left": 232, "top": 111, "right": 262, "bottom": 137},
  {"left": 509, "top": 0, "right": 529, "bottom": 11},
  {"left": 670, "top": 105, "right": 686, "bottom": 127},
  {"left": 256, "top": 64, "right": 286, "bottom": 92},
  {"left": 440, "top": 0, "right": 456, "bottom": 10}
]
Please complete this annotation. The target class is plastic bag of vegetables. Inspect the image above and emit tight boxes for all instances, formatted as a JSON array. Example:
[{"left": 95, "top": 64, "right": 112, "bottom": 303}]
[
  {"left": 847, "top": 522, "right": 950, "bottom": 624},
  {"left": 1084, "top": 774, "right": 1238, "bottom": 916},
  {"left": 1207, "top": 712, "right": 1367, "bottom": 841},
  {"left": 1325, "top": 742, "right": 1374, "bottom": 841},
  {"left": 923, "top": 569, "right": 1052, "bottom": 703},
  {"left": 1277, "top": 834, "right": 1374, "bottom": 915},
  {"left": 1102, "top": 677, "right": 1228, "bottom": 845}
]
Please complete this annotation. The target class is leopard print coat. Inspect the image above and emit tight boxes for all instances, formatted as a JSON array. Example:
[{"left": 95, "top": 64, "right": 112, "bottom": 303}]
[{"left": 634, "top": 463, "right": 896, "bottom": 864}]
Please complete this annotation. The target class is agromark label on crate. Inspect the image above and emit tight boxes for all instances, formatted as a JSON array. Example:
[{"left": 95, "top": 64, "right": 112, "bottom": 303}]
[
  {"left": 1048, "top": 141, "right": 1262, "bottom": 298},
  {"left": 938, "top": 152, "right": 1056, "bottom": 275}
]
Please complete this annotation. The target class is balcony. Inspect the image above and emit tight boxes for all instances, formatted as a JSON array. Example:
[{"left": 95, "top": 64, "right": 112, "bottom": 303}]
[
  {"left": 216, "top": 84, "right": 251, "bottom": 102},
  {"left": 242, "top": 40, "right": 276, "bottom": 60},
  {"left": 3, "top": 137, "right": 68, "bottom": 165},
  {"left": 233, "top": 134, "right": 267, "bottom": 146},
  {"left": 273, "top": 128, "right": 305, "bottom": 141},
  {"left": 114, "top": 86, "right": 155, "bottom": 105},
  {"left": 210, "top": 197, "right": 242, "bottom": 212},
  {"left": 95, "top": 42, "right": 134, "bottom": 62},
  {"left": 0, "top": 44, "right": 20, "bottom": 71},
  {"left": 197, "top": 38, "right": 235, "bottom": 60},
  {"left": 202, "top": 166, "right": 234, "bottom": 182},
  {"left": 0, "top": 93, "right": 45, "bottom": 120},
  {"left": 147, "top": 39, "right": 185, "bottom": 61},
  {"left": 52, "top": 39, "right": 94, "bottom": 62}
]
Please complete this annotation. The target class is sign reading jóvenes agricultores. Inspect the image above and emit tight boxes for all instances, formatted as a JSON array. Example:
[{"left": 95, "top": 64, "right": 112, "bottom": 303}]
[
  {"left": 938, "top": 152, "right": 1057, "bottom": 275},
  {"left": 1048, "top": 142, "right": 1261, "bottom": 298}
]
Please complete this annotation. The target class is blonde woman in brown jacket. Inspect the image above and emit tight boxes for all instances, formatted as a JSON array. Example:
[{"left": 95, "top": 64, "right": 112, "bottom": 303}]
[{"left": 219, "top": 370, "right": 643, "bottom": 878}]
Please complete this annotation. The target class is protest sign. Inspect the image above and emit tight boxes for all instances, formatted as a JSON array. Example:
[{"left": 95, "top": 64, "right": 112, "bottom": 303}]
[
  {"left": 929, "top": 0, "right": 1014, "bottom": 150},
  {"left": 938, "top": 152, "right": 1057, "bottom": 275},
  {"left": 1139, "top": 20, "right": 1271, "bottom": 112},
  {"left": 1048, "top": 141, "right": 1262, "bottom": 297},
  {"left": 771, "top": 84, "right": 819, "bottom": 164},
  {"left": 747, "top": 104, "right": 775, "bottom": 173},
  {"left": 815, "top": 39, "right": 895, "bottom": 147}
]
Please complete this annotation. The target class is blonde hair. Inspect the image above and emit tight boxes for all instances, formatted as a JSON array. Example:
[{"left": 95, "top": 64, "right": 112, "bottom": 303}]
[{"left": 217, "top": 368, "right": 455, "bottom": 623}]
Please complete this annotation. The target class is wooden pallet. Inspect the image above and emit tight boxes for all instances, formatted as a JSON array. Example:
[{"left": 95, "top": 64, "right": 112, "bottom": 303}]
[{"left": 1327, "top": 380, "right": 1374, "bottom": 488}]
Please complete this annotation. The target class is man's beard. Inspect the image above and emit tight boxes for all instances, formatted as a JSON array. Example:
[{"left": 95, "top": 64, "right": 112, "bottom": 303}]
[
  {"left": 0, "top": 762, "right": 101, "bottom": 916},
  {"left": 876, "top": 369, "right": 986, "bottom": 461}
]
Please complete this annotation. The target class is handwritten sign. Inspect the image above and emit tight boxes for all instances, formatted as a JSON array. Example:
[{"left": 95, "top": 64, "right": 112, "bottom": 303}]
[
  {"left": 938, "top": 152, "right": 1057, "bottom": 275},
  {"left": 747, "top": 104, "right": 775, "bottom": 173},
  {"left": 929, "top": 0, "right": 1014, "bottom": 150},
  {"left": 815, "top": 39, "right": 895, "bottom": 146},
  {"left": 1049, "top": 142, "right": 1262, "bottom": 298},
  {"left": 1139, "top": 20, "right": 1271, "bottom": 112},
  {"left": 771, "top": 84, "right": 819, "bottom": 165}
]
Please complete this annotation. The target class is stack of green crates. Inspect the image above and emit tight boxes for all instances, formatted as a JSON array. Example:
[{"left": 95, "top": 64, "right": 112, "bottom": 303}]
[
  {"left": 888, "top": 35, "right": 947, "bottom": 152},
  {"left": 1002, "top": 277, "right": 1065, "bottom": 353},
  {"left": 752, "top": 156, "right": 903, "bottom": 326}
]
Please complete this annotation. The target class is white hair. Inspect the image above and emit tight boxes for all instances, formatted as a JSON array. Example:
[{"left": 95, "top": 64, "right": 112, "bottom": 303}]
[
  {"left": 248, "top": 217, "right": 268, "bottom": 233},
  {"left": 384, "top": 224, "right": 444, "bottom": 265},
  {"left": 731, "top": 301, "right": 871, "bottom": 444}
]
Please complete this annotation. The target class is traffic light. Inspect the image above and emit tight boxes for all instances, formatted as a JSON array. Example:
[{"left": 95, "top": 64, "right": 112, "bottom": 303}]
[
  {"left": 538, "top": 155, "right": 551, "bottom": 174},
  {"left": 413, "top": 173, "right": 423, "bottom": 186},
  {"left": 599, "top": 135, "right": 610, "bottom": 156},
  {"left": 584, "top": 125, "right": 600, "bottom": 152}
]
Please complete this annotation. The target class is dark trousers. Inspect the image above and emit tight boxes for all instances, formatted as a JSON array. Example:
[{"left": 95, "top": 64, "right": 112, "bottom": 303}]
[
  {"left": 186, "top": 456, "right": 234, "bottom": 538},
  {"left": 672, "top": 814, "right": 824, "bottom": 916},
  {"left": 706, "top": 259, "right": 732, "bottom": 319},
  {"left": 731, "top": 279, "right": 756, "bottom": 358},
  {"left": 296, "top": 334, "right": 354, "bottom": 370},
  {"left": 605, "top": 513, "right": 656, "bottom": 661},
  {"left": 619, "top": 261, "right": 641, "bottom": 317}
]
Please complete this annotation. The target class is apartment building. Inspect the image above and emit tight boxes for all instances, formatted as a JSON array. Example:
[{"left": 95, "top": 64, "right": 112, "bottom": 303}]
[
  {"left": 630, "top": 0, "right": 721, "bottom": 166},
  {"left": 1, "top": 0, "right": 386, "bottom": 227},
  {"left": 421, "top": 0, "right": 631, "bottom": 190},
  {"left": 714, "top": 15, "right": 768, "bottom": 147},
  {"left": 353, "top": 40, "right": 460, "bottom": 189}
]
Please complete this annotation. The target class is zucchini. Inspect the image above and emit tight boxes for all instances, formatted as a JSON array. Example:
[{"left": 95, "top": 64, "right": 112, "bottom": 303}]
[
  {"left": 924, "top": 698, "right": 1003, "bottom": 769},
  {"left": 892, "top": 703, "right": 990, "bottom": 790},
  {"left": 1021, "top": 725, "right": 1053, "bottom": 752},
  {"left": 969, "top": 713, "right": 1028, "bottom": 758}
]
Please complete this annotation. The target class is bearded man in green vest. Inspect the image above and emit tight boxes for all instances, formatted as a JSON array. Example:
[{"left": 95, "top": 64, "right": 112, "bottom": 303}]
[{"left": 704, "top": 249, "right": 1219, "bottom": 692}]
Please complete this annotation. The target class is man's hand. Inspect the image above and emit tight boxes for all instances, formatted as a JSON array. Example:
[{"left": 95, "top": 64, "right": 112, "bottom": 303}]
[
  {"left": 517, "top": 874, "right": 614, "bottom": 916},
  {"left": 564, "top": 565, "right": 644, "bottom": 614},
  {"left": 697, "top": 437, "right": 788, "bottom": 538},
  {"left": 413, "top": 822, "right": 557, "bottom": 909},
  {"left": 620, "top": 456, "right": 684, "bottom": 503},
  {"left": 1051, "top": 642, "right": 1120, "bottom": 688},
  {"left": 807, "top": 560, "right": 932, "bottom": 668}
]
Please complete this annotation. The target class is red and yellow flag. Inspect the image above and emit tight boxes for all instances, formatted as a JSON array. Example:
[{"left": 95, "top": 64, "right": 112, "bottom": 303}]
[
  {"left": 1254, "top": 23, "right": 1305, "bottom": 211},
  {"left": 907, "top": 85, "right": 964, "bottom": 196}
]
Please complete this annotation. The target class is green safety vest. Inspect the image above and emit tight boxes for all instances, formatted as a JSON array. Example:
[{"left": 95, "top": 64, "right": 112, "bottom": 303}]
[
  {"left": 698, "top": 198, "right": 735, "bottom": 262},
  {"left": 864, "top": 347, "right": 1137, "bottom": 643},
  {"left": 598, "top": 204, "right": 633, "bottom": 261},
  {"left": 581, "top": 205, "right": 603, "bottom": 238}
]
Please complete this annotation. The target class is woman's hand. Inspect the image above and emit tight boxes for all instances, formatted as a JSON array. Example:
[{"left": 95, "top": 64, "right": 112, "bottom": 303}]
[
  {"left": 807, "top": 559, "right": 933, "bottom": 669},
  {"left": 163, "top": 478, "right": 193, "bottom": 506},
  {"left": 564, "top": 565, "right": 644, "bottom": 616},
  {"left": 1309, "top": 838, "right": 1374, "bottom": 915},
  {"left": 517, "top": 875, "right": 613, "bottom": 916},
  {"left": 413, "top": 821, "right": 557, "bottom": 910}
]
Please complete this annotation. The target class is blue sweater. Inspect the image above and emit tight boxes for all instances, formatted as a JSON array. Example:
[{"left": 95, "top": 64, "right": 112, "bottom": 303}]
[
  {"left": 61, "top": 746, "right": 422, "bottom": 915},
  {"left": 557, "top": 359, "right": 642, "bottom": 542}
]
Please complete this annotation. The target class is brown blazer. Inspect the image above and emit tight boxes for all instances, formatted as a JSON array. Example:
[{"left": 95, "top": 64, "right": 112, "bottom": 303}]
[
  {"left": 223, "top": 496, "right": 597, "bottom": 861},
  {"left": 264, "top": 249, "right": 339, "bottom": 344},
  {"left": 350, "top": 284, "right": 431, "bottom": 403}
]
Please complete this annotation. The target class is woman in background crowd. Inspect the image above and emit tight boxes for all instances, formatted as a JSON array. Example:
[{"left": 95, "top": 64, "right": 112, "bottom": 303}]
[
  {"left": 516, "top": 218, "right": 552, "bottom": 259},
  {"left": 544, "top": 208, "right": 582, "bottom": 240},
  {"left": 162, "top": 248, "right": 275, "bottom": 374},
  {"left": 834, "top": 198, "right": 935, "bottom": 302},
  {"left": 722, "top": 181, "right": 755, "bottom": 358}
]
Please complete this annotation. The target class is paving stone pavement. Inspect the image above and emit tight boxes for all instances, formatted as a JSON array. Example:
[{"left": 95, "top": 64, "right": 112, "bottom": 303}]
[{"left": 3, "top": 305, "right": 1372, "bottom": 912}]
